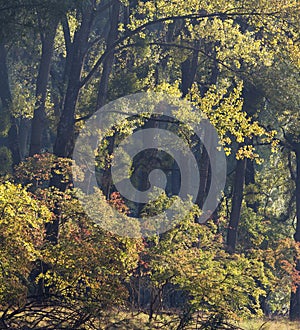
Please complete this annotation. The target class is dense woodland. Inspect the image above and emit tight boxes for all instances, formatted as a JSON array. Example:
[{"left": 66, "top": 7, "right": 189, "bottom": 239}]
[{"left": 0, "top": 0, "right": 299, "bottom": 329}]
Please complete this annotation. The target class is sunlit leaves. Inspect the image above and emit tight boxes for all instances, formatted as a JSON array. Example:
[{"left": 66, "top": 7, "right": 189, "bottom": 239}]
[
  {"left": 144, "top": 201, "right": 270, "bottom": 322},
  {"left": 0, "top": 182, "right": 51, "bottom": 306}
]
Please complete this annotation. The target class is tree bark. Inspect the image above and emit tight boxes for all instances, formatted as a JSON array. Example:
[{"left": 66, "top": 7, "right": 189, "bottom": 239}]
[
  {"left": 194, "top": 49, "right": 219, "bottom": 213},
  {"left": 180, "top": 42, "right": 199, "bottom": 97},
  {"left": 19, "top": 118, "right": 31, "bottom": 158},
  {"left": 96, "top": 0, "right": 120, "bottom": 108},
  {"left": 29, "top": 17, "right": 58, "bottom": 156},
  {"left": 0, "top": 43, "right": 11, "bottom": 113},
  {"left": 47, "top": 6, "right": 96, "bottom": 244},
  {"left": 52, "top": 7, "right": 95, "bottom": 159},
  {"left": 0, "top": 42, "right": 21, "bottom": 165},
  {"left": 195, "top": 144, "right": 210, "bottom": 210},
  {"left": 93, "top": 1, "right": 121, "bottom": 200},
  {"left": 290, "top": 145, "right": 300, "bottom": 320},
  {"left": 245, "top": 158, "right": 258, "bottom": 212},
  {"left": 226, "top": 156, "right": 246, "bottom": 253},
  {"left": 226, "top": 83, "right": 263, "bottom": 253}
]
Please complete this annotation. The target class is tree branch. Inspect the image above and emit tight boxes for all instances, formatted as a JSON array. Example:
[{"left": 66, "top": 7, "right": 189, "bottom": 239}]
[{"left": 79, "top": 10, "right": 281, "bottom": 88}]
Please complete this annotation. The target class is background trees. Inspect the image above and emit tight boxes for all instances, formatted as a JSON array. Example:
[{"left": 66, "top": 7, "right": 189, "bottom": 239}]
[{"left": 0, "top": 0, "right": 299, "bottom": 328}]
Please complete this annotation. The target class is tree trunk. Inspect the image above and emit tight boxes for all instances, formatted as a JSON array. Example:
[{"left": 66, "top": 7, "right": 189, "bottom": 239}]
[
  {"left": 289, "top": 145, "right": 300, "bottom": 320},
  {"left": 0, "top": 43, "right": 11, "bottom": 114},
  {"left": 96, "top": 0, "right": 120, "bottom": 108},
  {"left": 226, "top": 156, "right": 246, "bottom": 253},
  {"left": 180, "top": 43, "right": 199, "bottom": 97},
  {"left": 52, "top": 8, "right": 94, "bottom": 158},
  {"left": 0, "top": 42, "right": 21, "bottom": 165},
  {"left": 194, "top": 49, "right": 218, "bottom": 213},
  {"left": 19, "top": 118, "right": 31, "bottom": 158},
  {"left": 93, "top": 1, "right": 120, "bottom": 199},
  {"left": 47, "top": 7, "right": 95, "bottom": 244},
  {"left": 29, "top": 18, "right": 58, "bottom": 156},
  {"left": 226, "top": 83, "right": 263, "bottom": 253},
  {"left": 195, "top": 144, "right": 210, "bottom": 210},
  {"left": 245, "top": 158, "right": 258, "bottom": 212}
]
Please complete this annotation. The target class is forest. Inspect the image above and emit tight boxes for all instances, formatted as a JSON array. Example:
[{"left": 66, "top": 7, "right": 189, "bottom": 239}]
[{"left": 0, "top": 0, "right": 299, "bottom": 329}]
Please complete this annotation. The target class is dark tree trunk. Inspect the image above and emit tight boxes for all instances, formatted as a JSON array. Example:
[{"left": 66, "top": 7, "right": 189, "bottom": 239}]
[
  {"left": 196, "top": 144, "right": 210, "bottom": 210},
  {"left": 226, "top": 83, "right": 263, "bottom": 253},
  {"left": 179, "top": 44, "right": 211, "bottom": 214},
  {"left": 245, "top": 158, "right": 258, "bottom": 212},
  {"left": 8, "top": 120, "right": 20, "bottom": 166},
  {"left": 0, "top": 43, "right": 11, "bottom": 114},
  {"left": 100, "top": 134, "right": 115, "bottom": 200},
  {"left": 96, "top": 0, "right": 120, "bottom": 108},
  {"left": 194, "top": 50, "right": 219, "bottom": 213},
  {"left": 29, "top": 18, "right": 58, "bottom": 156},
  {"left": 19, "top": 118, "right": 31, "bottom": 158},
  {"left": 180, "top": 43, "right": 199, "bottom": 97},
  {"left": 290, "top": 145, "right": 300, "bottom": 321},
  {"left": 245, "top": 158, "right": 255, "bottom": 186},
  {"left": 47, "top": 7, "right": 95, "bottom": 245},
  {"left": 93, "top": 1, "right": 121, "bottom": 199},
  {"left": 226, "top": 156, "right": 246, "bottom": 253},
  {"left": 0, "top": 42, "right": 21, "bottom": 165},
  {"left": 53, "top": 7, "right": 94, "bottom": 159},
  {"left": 293, "top": 147, "right": 300, "bottom": 246}
]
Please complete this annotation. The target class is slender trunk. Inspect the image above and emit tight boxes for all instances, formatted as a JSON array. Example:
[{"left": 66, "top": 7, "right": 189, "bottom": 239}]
[
  {"left": 0, "top": 43, "right": 11, "bottom": 114},
  {"left": 226, "top": 83, "right": 263, "bottom": 253},
  {"left": 29, "top": 18, "right": 58, "bottom": 156},
  {"left": 196, "top": 145, "right": 210, "bottom": 210},
  {"left": 244, "top": 156, "right": 268, "bottom": 314},
  {"left": 180, "top": 43, "right": 199, "bottom": 97},
  {"left": 100, "top": 135, "right": 115, "bottom": 199},
  {"left": 0, "top": 42, "right": 21, "bottom": 165},
  {"left": 293, "top": 148, "right": 300, "bottom": 243},
  {"left": 180, "top": 43, "right": 211, "bottom": 214},
  {"left": 245, "top": 158, "right": 258, "bottom": 212},
  {"left": 58, "top": 14, "right": 73, "bottom": 113},
  {"left": 94, "top": 1, "right": 120, "bottom": 198},
  {"left": 8, "top": 120, "right": 20, "bottom": 165},
  {"left": 194, "top": 49, "right": 218, "bottom": 213},
  {"left": 226, "top": 156, "right": 246, "bottom": 253},
  {"left": 96, "top": 0, "right": 120, "bottom": 108},
  {"left": 289, "top": 146, "right": 300, "bottom": 320},
  {"left": 19, "top": 118, "right": 31, "bottom": 158}
]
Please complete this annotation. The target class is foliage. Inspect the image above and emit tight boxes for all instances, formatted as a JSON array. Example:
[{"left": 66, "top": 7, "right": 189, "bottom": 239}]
[
  {"left": 0, "top": 146, "right": 12, "bottom": 175},
  {"left": 0, "top": 0, "right": 299, "bottom": 327},
  {"left": 142, "top": 201, "right": 271, "bottom": 327},
  {"left": 0, "top": 182, "right": 50, "bottom": 307}
]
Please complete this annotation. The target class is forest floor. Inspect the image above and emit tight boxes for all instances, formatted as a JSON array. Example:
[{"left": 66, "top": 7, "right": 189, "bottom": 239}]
[
  {"left": 3, "top": 308, "right": 300, "bottom": 329},
  {"left": 103, "top": 311, "right": 300, "bottom": 330},
  {"left": 239, "top": 319, "right": 300, "bottom": 330}
]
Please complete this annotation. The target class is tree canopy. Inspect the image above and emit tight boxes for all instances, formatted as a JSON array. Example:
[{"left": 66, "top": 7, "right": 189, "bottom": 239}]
[{"left": 0, "top": 0, "right": 299, "bottom": 328}]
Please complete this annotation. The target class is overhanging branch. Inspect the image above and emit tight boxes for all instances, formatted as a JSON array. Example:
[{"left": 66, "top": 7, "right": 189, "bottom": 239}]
[{"left": 80, "top": 10, "right": 281, "bottom": 88}]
